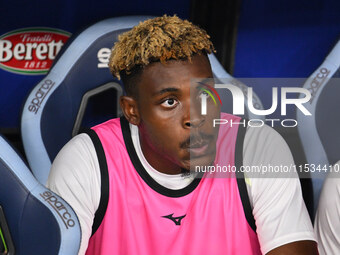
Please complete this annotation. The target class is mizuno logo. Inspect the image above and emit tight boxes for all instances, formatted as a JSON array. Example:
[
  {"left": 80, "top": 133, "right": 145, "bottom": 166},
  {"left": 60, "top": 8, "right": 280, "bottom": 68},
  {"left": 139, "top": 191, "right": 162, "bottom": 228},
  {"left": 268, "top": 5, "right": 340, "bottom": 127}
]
[{"left": 162, "top": 213, "right": 186, "bottom": 226}]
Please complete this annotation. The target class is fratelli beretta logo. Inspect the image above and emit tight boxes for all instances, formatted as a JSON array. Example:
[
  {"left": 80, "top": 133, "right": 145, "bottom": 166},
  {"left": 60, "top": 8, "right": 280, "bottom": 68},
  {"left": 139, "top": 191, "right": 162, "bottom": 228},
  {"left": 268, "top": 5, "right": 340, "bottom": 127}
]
[{"left": 0, "top": 27, "right": 71, "bottom": 75}]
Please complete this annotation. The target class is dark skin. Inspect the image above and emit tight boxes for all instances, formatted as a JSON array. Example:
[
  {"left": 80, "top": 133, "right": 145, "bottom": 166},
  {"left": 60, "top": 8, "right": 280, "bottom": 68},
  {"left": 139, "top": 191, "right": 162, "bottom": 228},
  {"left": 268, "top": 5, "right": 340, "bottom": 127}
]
[
  {"left": 121, "top": 54, "right": 220, "bottom": 174},
  {"left": 120, "top": 54, "right": 318, "bottom": 254}
]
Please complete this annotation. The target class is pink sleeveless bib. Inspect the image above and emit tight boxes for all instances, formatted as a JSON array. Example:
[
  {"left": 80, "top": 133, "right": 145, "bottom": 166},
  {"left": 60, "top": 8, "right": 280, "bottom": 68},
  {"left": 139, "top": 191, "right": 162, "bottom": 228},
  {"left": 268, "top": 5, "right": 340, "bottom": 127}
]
[{"left": 86, "top": 113, "right": 261, "bottom": 255}]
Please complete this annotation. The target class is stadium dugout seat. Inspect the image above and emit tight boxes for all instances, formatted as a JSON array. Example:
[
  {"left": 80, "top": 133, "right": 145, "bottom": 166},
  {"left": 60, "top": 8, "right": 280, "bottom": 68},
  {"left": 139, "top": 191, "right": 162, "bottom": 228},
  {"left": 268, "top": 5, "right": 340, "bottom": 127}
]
[
  {"left": 21, "top": 15, "right": 265, "bottom": 185},
  {"left": 0, "top": 135, "right": 81, "bottom": 255},
  {"left": 296, "top": 39, "right": 340, "bottom": 218}
]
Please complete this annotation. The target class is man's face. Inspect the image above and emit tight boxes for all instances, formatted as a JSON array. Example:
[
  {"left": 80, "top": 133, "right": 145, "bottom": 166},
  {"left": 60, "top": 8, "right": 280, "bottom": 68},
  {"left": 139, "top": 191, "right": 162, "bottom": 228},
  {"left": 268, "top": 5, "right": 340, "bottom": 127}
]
[{"left": 128, "top": 54, "right": 220, "bottom": 174}]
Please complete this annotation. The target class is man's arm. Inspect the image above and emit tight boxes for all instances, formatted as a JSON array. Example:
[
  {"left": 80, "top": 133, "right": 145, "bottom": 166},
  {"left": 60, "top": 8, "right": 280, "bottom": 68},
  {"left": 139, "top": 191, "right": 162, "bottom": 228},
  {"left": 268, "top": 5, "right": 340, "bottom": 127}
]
[
  {"left": 47, "top": 133, "right": 101, "bottom": 255},
  {"left": 243, "top": 125, "right": 318, "bottom": 254},
  {"left": 266, "top": 240, "right": 318, "bottom": 255}
]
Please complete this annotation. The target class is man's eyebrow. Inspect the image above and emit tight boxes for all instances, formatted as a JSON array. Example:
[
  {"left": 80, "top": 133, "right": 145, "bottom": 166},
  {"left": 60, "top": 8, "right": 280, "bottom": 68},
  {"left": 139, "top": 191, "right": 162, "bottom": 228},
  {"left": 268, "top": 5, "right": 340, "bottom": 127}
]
[
  {"left": 153, "top": 87, "right": 179, "bottom": 96},
  {"left": 196, "top": 77, "right": 214, "bottom": 88},
  {"left": 196, "top": 82, "right": 213, "bottom": 90},
  {"left": 199, "top": 77, "right": 213, "bottom": 84}
]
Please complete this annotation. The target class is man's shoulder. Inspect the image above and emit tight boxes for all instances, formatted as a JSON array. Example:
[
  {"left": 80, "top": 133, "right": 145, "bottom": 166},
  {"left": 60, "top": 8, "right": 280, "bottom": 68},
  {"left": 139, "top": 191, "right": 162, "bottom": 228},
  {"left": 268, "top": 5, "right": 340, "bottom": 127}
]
[
  {"left": 245, "top": 123, "right": 287, "bottom": 148},
  {"left": 63, "top": 132, "right": 94, "bottom": 152},
  {"left": 218, "top": 112, "right": 283, "bottom": 142},
  {"left": 89, "top": 117, "right": 125, "bottom": 145},
  {"left": 243, "top": 122, "right": 296, "bottom": 179},
  {"left": 91, "top": 117, "right": 122, "bottom": 131}
]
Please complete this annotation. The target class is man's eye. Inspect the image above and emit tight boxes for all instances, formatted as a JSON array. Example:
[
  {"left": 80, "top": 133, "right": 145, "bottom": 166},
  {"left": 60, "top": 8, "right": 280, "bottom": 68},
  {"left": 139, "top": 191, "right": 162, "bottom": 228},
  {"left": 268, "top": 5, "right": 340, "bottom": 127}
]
[{"left": 161, "top": 98, "right": 178, "bottom": 108}]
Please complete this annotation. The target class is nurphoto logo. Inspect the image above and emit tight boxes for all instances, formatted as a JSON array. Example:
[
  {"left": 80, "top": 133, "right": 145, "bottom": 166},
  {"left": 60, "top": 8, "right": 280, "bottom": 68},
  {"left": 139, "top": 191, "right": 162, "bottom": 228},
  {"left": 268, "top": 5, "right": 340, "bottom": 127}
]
[{"left": 197, "top": 79, "right": 312, "bottom": 128}]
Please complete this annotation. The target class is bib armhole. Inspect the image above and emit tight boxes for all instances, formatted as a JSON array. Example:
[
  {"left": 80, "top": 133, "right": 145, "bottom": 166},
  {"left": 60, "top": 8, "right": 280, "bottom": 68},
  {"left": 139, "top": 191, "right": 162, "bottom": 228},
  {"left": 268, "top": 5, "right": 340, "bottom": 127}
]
[
  {"left": 84, "top": 129, "right": 110, "bottom": 236},
  {"left": 235, "top": 122, "right": 257, "bottom": 233}
]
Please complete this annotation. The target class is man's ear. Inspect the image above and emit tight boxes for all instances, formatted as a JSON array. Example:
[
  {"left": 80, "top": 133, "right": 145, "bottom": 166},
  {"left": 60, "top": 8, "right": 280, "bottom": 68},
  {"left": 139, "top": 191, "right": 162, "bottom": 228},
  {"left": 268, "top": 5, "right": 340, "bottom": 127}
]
[{"left": 120, "top": 96, "right": 140, "bottom": 125}]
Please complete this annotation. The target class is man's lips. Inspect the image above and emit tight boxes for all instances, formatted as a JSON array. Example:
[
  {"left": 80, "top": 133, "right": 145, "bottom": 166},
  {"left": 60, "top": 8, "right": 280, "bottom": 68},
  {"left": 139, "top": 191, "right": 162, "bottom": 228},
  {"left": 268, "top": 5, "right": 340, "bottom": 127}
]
[
  {"left": 180, "top": 132, "right": 215, "bottom": 157},
  {"left": 185, "top": 138, "right": 211, "bottom": 157},
  {"left": 189, "top": 143, "right": 209, "bottom": 157}
]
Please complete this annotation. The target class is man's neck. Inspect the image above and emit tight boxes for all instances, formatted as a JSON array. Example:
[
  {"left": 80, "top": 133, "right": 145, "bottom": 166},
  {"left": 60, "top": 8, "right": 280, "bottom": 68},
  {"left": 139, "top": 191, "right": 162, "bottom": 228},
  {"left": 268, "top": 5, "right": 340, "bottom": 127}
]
[{"left": 138, "top": 132, "right": 183, "bottom": 175}]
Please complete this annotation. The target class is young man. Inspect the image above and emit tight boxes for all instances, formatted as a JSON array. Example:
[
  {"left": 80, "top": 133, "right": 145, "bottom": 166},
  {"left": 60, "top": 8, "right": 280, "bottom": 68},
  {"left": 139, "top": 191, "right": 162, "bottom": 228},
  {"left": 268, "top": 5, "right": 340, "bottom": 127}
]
[{"left": 47, "top": 15, "right": 318, "bottom": 254}]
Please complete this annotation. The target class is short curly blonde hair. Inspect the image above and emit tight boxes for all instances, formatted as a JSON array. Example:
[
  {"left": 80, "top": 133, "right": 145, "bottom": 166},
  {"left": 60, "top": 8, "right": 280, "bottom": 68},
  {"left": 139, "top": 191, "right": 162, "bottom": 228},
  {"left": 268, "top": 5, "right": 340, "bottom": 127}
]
[{"left": 109, "top": 15, "right": 215, "bottom": 80}]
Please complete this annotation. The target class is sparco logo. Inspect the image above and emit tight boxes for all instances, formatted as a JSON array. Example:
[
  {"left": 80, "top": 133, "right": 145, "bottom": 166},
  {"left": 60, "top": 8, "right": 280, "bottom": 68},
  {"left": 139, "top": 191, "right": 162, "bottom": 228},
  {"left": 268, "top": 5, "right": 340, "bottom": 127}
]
[
  {"left": 307, "top": 67, "right": 330, "bottom": 104},
  {"left": 0, "top": 28, "right": 70, "bottom": 75},
  {"left": 40, "top": 191, "right": 75, "bottom": 229},
  {"left": 28, "top": 79, "right": 54, "bottom": 114}
]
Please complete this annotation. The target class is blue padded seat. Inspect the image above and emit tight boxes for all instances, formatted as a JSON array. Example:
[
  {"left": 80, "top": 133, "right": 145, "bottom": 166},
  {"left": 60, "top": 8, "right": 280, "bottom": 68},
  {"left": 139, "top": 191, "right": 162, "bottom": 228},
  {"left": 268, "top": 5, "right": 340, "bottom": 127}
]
[
  {"left": 0, "top": 135, "right": 81, "bottom": 255},
  {"left": 297, "top": 39, "right": 340, "bottom": 217}
]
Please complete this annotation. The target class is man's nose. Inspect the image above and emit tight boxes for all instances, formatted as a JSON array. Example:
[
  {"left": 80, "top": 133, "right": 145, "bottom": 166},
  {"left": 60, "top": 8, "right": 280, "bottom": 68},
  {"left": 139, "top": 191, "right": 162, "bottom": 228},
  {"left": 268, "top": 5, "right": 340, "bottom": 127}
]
[
  {"left": 184, "top": 117, "right": 205, "bottom": 128},
  {"left": 183, "top": 102, "right": 205, "bottom": 128}
]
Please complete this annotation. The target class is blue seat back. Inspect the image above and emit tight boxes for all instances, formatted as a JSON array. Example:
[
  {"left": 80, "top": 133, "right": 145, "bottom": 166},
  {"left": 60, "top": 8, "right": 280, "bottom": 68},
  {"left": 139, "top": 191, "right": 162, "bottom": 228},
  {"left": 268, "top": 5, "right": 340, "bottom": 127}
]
[
  {"left": 208, "top": 54, "right": 264, "bottom": 120},
  {"left": 297, "top": 39, "right": 340, "bottom": 216},
  {"left": 0, "top": 135, "right": 81, "bottom": 255},
  {"left": 21, "top": 16, "right": 151, "bottom": 184}
]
